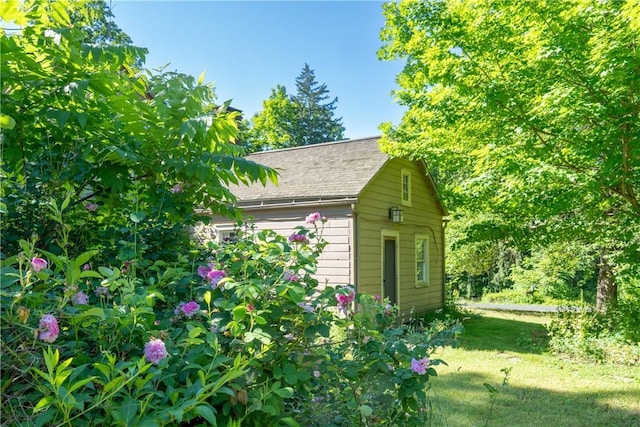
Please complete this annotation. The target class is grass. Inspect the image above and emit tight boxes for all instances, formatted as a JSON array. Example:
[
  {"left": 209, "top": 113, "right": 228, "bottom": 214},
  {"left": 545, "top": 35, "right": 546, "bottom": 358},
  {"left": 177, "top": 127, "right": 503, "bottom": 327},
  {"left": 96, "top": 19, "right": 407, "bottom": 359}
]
[{"left": 426, "top": 309, "right": 640, "bottom": 427}]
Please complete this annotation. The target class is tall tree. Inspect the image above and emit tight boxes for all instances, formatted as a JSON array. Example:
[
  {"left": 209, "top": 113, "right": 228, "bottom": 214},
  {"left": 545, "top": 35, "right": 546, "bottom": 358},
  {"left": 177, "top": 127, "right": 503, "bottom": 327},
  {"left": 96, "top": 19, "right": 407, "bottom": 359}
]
[
  {"left": 292, "top": 63, "right": 345, "bottom": 146},
  {"left": 378, "top": 0, "right": 640, "bottom": 311},
  {"left": 245, "top": 64, "right": 344, "bottom": 151},
  {"left": 1, "top": 0, "right": 276, "bottom": 261}
]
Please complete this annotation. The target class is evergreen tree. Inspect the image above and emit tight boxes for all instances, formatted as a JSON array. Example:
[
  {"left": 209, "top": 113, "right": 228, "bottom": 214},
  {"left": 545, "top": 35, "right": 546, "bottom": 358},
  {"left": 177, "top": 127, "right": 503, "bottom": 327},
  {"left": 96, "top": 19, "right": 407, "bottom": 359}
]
[
  {"left": 291, "top": 63, "right": 345, "bottom": 146},
  {"left": 244, "top": 64, "right": 345, "bottom": 151}
]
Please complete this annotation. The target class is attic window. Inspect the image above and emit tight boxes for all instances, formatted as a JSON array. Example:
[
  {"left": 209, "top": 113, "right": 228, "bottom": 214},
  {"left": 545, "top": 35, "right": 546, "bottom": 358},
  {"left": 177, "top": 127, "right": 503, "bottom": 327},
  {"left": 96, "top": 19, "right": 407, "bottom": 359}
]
[{"left": 401, "top": 169, "right": 412, "bottom": 206}]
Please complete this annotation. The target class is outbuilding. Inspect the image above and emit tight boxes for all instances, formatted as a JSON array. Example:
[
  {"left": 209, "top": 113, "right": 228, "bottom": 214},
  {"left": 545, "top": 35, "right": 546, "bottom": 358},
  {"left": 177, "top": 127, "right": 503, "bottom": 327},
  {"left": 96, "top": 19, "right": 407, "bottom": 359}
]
[{"left": 202, "top": 136, "right": 448, "bottom": 316}]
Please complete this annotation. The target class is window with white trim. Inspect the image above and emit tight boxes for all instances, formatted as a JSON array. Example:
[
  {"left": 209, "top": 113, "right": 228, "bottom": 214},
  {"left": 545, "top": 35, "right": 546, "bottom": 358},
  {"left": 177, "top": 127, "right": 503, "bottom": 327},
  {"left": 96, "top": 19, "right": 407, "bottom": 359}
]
[
  {"left": 415, "top": 234, "right": 430, "bottom": 287},
  {"left": 401, "top": 169, "right": 412, "bottom": 206},
  {"left": 215, "top": 225, "right": 237, "bottom": 243}
]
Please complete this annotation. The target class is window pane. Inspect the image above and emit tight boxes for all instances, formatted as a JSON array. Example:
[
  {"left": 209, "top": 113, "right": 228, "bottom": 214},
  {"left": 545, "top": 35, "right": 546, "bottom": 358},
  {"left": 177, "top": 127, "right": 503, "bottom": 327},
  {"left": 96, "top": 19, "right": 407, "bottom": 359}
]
[
  {"left": 402, "top": 174, "right": 409, "bottom": 201},
  {"left": 416, "top": 239, "right": 426, "bottom": 282}
]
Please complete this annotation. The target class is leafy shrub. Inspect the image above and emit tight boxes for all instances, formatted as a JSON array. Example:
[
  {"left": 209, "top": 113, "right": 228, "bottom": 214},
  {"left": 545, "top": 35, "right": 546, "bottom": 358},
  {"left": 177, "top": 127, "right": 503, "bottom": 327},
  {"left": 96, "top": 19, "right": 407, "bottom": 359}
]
[
  {"left": 547, "top": 305, "right": 640, "bottom": 366},
  {"left": 1, "top": 213, "right": 457, "bottom": 426}
]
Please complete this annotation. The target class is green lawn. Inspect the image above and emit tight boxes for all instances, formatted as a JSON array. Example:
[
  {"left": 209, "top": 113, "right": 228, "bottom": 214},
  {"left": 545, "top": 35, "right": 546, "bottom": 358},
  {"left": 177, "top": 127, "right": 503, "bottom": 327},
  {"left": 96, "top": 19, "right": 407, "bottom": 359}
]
[{"left": 426, "top": 309, "right": 640, "bottom": 427}]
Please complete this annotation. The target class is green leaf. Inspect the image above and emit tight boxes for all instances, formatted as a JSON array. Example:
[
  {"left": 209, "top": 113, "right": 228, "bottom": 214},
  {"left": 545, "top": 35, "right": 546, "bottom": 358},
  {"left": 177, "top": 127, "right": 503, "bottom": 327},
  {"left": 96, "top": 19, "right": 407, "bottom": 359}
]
[
  {"left": 114, "top": 398, "right": 138, "bottom": 425},
  {"left": 359, "top": 404, "right": 373, "bottom": 417},
  {"left": 233, "top": 305, "right": 246, "bottom": 321},
  {"left": 0, "top": 113, "right": 16, "bottom": 129},
  {"left": 273, "top": 386, "right": 294, "bottom": 398},
  {"left": 195, "top": 405, "right": 217, "bottom": 426},
  {"left": 197, "top": 70, "right": 206, "bottom": 85},
  {"left": 33, "top": 396, "right": 54, "bottom": 413},
  {"left": 78, "top": 307, "right": 106, "bottom": 320},
  {"left": 46, "top": 109, "right": 71, "bottom": 128},
  {"left": 130, "top": 211, "right": 146, "bottom": 223}
]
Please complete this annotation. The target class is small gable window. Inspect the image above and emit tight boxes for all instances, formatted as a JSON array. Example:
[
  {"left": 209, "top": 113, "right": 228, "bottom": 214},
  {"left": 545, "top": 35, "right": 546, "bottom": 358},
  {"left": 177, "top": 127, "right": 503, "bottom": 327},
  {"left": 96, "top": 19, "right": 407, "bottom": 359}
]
[{"left": 401, "top": 169, "right": 411, "bottom": 206}]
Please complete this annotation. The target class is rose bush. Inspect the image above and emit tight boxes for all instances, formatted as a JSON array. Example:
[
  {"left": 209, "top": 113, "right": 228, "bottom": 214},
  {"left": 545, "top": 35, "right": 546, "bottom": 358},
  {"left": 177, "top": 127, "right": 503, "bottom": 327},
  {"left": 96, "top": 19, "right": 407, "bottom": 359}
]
[{"left": 1, "top": 212, "right": 460, "bottom": 426}]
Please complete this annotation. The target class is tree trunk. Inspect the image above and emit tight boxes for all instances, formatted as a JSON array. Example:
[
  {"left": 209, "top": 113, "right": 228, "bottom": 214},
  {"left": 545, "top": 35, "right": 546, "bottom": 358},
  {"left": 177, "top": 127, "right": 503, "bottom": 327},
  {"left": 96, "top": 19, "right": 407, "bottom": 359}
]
[{"left": 596, "top": 252, "right": 617, "bottom": 312}]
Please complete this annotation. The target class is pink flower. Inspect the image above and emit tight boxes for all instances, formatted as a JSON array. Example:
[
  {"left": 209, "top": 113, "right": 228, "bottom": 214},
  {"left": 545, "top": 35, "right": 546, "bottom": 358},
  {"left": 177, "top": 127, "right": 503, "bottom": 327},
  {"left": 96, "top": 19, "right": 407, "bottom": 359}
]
[
  {"left": 197, "top": 265, "right": 211, "bottom": 279},
  {"left": 336, "top": 286, "right": 355, "bottom": 315},
  {"left": 284, "top": 269, "right": 300, "bottom": 282},
  {"left": 305, "top": 212, "right": 321, "bottom": 224},
  {"left": 288, "top": 233, "right": 308, "bottom": 244},
  {"left": 82, "top": 263, "right": 91, "bottom": 271},
  {"left": 144, "top": 339, "right": 168, "bottom": 365},
  {"left": 170, "top": 184, "right": 183, "bottom": 194},
  {"left": 384, "top": 304, "right": 394, "bottom": 316},
  {"left": 31, "top": 257, "right": 47, "bottom": 272},
  {"left": 94, "top": 286, "right": 109, "bottom": 297},
  {"left": 72, "top": 291, "right": 89, "bottom": 305},
  {"left": 410, "top": 357, "right": 430, "bottom": 375},
  {"left": 175, "top": 301, "right": 199, "bottom": 318},
  {"left": 207, "top": 270, "right": 226, "bottom": 288},
  {"left": 198, "top": 265, "right": 226, "bottom": 288},
  {"left": 39, "top": 314, "right": 59, "bottom": 343},
  {"left": 84, "top": 203, "right": 98, "bottom": 212}
]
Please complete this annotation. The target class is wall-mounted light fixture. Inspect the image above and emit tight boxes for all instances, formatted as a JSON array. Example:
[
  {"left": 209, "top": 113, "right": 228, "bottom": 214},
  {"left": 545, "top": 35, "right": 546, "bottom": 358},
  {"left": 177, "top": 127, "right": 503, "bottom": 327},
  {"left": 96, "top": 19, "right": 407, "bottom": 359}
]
[{"left": 389, "top": 206, "right": 404, "bottom": 223}]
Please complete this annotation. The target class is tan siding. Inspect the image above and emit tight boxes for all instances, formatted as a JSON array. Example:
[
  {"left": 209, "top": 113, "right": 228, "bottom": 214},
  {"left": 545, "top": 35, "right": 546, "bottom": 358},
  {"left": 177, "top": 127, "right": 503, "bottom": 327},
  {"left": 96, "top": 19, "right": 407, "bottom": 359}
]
[
  {"left": 356, "top": 158, "right": 445, "bottom": 315},
  {"left": 203, "top": 205, "right": 354, "bottom": 291}
]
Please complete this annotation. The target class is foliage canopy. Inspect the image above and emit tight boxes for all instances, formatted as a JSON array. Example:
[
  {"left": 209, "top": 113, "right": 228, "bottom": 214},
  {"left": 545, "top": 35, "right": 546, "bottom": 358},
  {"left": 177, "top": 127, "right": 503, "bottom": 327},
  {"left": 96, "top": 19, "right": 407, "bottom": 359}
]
[
  {"left": 1, "top": 0, "right": 277, "bottom": 262},
  {"left": 379, "top": 0, "right": 640, "bottom": 307}
]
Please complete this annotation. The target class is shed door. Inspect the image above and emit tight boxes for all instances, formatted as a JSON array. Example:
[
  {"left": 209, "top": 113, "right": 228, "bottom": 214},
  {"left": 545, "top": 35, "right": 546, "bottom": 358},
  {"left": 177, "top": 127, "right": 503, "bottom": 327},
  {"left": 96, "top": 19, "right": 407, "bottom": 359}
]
[{"left": 383, "top": 238, "right": 397, "bottom": 305}]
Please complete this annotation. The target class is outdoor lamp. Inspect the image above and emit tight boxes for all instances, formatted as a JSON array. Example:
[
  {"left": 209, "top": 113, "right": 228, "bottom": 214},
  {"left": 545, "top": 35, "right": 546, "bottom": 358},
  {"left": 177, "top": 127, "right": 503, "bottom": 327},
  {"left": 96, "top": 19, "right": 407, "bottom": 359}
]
[{"left": 389, "top": 206, "right": 404, "bottom": 223}]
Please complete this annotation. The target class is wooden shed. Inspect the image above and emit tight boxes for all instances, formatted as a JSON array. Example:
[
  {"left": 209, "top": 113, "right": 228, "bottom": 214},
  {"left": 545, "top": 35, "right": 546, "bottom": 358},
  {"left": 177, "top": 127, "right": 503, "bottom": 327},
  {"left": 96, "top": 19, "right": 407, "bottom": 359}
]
[{"left": 203, "top": 136, "right": 448, "bottom": 315}]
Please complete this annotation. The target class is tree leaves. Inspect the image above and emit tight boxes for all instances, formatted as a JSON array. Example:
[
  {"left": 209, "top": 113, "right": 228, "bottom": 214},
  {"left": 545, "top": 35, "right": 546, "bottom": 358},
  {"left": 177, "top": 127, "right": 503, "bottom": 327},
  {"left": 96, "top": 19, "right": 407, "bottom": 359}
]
[
  {"left": 379, "top": 0, "right": 640, "bottom": 270},
  {"left": 243, "top": 64, "right": 345, "bottom": 151}
]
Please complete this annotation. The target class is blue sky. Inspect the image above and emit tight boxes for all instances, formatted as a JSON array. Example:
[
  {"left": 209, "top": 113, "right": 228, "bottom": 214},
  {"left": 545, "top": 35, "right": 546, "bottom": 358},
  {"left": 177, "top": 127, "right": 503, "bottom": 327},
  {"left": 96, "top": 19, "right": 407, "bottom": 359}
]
[{"left": 111, "top": 1, "right": 406, "bottom": 140}]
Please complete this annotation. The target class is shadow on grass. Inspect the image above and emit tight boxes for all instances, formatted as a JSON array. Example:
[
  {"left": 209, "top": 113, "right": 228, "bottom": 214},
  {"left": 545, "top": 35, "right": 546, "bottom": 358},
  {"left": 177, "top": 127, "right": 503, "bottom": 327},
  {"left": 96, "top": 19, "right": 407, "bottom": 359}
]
[
  {"left": 456, "top": 314, "right": 550, "bottom": 354},
  {"left": 429, "top": 370, "right": 640, "bottom": 427}
]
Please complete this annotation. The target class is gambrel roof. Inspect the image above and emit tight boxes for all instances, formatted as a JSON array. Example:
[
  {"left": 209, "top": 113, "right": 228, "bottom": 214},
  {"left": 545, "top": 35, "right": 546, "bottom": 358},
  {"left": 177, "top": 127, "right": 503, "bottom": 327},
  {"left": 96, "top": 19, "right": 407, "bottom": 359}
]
[{"left": 232, "top": 136, "right": 446, "bottom": 214}]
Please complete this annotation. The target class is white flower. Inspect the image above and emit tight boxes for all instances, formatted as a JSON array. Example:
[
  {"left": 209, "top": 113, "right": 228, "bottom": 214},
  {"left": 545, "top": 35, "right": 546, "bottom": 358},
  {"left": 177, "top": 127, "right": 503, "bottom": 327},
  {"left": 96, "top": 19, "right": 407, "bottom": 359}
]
[
  {"left": 63, "top": 82, "right": 78, "bottom": 94},
  {"left": 44, "top": 29, "right": 61, "bottom": 45}
]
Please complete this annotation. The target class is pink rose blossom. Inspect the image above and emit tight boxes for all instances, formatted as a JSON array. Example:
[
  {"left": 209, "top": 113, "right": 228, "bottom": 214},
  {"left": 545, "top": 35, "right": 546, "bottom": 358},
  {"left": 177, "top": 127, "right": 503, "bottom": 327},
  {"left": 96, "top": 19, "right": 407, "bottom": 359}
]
[
  {"left": 72, "top": 291, "right": 89, "bottom": 305},
  {"left": 198, "top": 265, "right": 226, "bottom": 288},
  {"left": 197, "top": 265, "right": 211, "bottom": 279},
  {"left": 95, "top": 286, "right": 109, "bottom": 297},
  {"left": 207, "top": 270, "right": 226, "bottom": 288},
  {"left": 410, "top": 357, "right": 430, "bottom": 375},
  {"left": 335, "top": 286, "right": 355, "bottom": 315},
  {"left": 31, "top": 257, "right": 47, "bottom": 272},
  {"left": 144, "top": 339, "right": 168, "bottom": 365},
  {"left": 39, "top": 314, "right": 59, "bottom": 343},
  {"left": 288, "top": 233, "right": 308, "bottom": 244},
  {"left": 170, "top": 184, "right": 183, "bottom": 194},
  {"left": 175, "top": 301, "right": 199, "bottom": 318},
  {"left": 284, "top": 269, "right": 300, "bottom": 282},
  {"left": 305, "top": 212, "right": 321, "bottom": 224}
]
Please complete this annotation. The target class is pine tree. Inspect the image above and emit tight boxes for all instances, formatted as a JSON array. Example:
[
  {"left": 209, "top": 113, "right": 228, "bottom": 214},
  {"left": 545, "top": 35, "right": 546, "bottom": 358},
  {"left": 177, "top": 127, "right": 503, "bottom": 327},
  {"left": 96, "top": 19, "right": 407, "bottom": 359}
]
[
  {"left": 245, "top": 64, "right": 345, "bottom": 151},
  {"left": 291, "top": 64, "right": 345, "bottom": 146}
]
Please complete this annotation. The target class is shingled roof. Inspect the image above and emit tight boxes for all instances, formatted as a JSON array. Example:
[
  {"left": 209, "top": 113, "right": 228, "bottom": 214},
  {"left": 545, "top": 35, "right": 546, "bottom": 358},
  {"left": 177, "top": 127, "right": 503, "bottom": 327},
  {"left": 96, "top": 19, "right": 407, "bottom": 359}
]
[{"left": 232, "top": 136, "right": 388, "bottom": 205}]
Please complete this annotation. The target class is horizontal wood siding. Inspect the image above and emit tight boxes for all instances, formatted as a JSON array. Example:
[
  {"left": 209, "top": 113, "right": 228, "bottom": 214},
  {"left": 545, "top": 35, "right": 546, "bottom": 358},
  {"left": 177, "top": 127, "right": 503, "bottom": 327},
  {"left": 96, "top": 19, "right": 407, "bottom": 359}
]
[
  {"left": 202, "top": 205, "right": 353, "bottom": 290},
  {"left": 356, "top": 158, "right": 445, "bottom": 316}
]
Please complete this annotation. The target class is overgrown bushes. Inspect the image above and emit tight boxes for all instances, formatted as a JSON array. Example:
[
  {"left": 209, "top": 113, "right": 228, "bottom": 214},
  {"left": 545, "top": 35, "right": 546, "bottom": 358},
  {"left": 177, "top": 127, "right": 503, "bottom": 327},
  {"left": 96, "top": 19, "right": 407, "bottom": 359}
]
[
  {"left": 547, "top": 293, "right": 640, "bottom": 366},
  {"left": 1, "top": 212, "right": 460, "bottom": 426}
]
